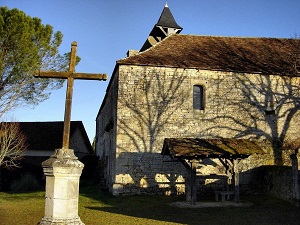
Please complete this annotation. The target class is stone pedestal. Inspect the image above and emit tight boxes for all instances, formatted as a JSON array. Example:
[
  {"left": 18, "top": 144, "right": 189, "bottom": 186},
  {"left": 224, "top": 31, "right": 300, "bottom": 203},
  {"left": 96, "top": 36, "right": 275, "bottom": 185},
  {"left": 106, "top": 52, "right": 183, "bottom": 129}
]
[{"left": 39, "top": 149, "right": 84, "bottom": 225}]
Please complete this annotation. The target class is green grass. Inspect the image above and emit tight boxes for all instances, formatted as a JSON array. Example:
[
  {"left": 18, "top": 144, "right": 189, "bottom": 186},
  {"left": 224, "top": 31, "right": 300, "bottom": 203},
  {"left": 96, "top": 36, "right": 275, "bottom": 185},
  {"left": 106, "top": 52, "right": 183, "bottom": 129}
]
[{"left": 1, "top": 186, "right": 300, "bottom": 225}]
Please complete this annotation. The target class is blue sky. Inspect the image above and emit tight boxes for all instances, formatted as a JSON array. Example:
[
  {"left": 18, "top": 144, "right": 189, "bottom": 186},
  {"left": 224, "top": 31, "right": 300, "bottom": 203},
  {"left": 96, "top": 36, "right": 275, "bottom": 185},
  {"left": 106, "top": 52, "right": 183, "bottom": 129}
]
[{"left": 1, "top": 0, "right": 300, "bottom": 141}]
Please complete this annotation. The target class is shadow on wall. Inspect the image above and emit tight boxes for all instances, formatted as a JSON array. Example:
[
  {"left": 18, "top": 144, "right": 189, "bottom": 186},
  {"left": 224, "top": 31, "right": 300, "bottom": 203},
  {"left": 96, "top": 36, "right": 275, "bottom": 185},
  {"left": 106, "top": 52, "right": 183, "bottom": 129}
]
[
  {"left": 117, "top": 67, "right": 188, "bottom": 154},
  {"left": 113, "top": 150, "right": 299, "bottom": 203},
  {"left": 113, "top": 152, "right": 187, "bottom": 195},
  {"left": 197, "top": 35, "right": 300, "bottom": 165},
  {"left": 193, "top": 38, "right": 300, "bottom": 166},
  {"left": 205, "top": 72, "right": 300, "bottom": 166},
  {"left": 113, "top": 152, "right": 237, "bottom": 196},
  {"left": 112, "top": 68, "right": 189, "bottom": 194},
  {"left": 117, "top": 58, "right": 300, "bottom": 167}
]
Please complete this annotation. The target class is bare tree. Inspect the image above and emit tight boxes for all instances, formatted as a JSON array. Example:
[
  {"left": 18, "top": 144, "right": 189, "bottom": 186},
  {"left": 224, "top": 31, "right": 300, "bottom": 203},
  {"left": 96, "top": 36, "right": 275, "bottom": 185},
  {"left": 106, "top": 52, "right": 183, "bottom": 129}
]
[{"left": 0, "top": 121, "right": 27, "bottom": 169}]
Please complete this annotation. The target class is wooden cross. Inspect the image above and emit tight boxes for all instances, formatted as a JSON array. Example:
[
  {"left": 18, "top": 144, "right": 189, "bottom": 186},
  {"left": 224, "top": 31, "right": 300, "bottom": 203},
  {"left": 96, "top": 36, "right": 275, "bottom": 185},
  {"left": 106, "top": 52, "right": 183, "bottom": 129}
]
[{"left": 34, "top": 41, "right": 107, "bottom": 150}]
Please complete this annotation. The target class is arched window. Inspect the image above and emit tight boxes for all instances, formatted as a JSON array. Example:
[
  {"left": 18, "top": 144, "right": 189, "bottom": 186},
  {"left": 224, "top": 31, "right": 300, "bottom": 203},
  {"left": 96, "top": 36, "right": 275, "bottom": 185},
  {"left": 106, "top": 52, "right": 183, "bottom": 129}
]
[{"left": 193, "top": 85, "right": 205, "bottom": 110}]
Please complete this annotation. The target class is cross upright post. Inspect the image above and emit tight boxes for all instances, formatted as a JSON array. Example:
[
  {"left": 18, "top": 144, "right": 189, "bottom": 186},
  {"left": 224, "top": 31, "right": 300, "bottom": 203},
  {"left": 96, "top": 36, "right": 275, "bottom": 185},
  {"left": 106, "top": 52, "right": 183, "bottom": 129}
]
[
  {"left": 36, "top": 41, "right": 107, "bottom": 225},
  {"left": 63, "top": 41, "right": 76, "bottom": 149}
]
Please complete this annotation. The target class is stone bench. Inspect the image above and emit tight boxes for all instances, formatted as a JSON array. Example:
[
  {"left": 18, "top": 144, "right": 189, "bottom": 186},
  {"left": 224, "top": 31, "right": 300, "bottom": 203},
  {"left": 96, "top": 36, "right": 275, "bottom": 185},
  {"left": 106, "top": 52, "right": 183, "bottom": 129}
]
[{"left": 215, "top": 191, "right": 234, "bottom": 202}]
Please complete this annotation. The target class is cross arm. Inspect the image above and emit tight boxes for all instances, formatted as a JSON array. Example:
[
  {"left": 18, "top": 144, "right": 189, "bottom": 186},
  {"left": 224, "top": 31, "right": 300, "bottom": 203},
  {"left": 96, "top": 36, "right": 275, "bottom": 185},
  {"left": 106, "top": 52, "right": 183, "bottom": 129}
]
[{"left": 34, "top": 71, "right": 108, "bottom": 80}]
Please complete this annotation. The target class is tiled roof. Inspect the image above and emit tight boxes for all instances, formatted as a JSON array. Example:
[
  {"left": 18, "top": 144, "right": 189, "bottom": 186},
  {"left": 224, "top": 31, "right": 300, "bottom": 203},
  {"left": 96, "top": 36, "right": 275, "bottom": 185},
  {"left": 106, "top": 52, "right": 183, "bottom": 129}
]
[
  {"left": 12, "top": 121, "right": 92, "bottom": 152},
  {"left": 162, "top": 138, "right": 265, "bottom": 159},
  {"left": 118, "top": 34, "right": 300, "bottom": 75}
]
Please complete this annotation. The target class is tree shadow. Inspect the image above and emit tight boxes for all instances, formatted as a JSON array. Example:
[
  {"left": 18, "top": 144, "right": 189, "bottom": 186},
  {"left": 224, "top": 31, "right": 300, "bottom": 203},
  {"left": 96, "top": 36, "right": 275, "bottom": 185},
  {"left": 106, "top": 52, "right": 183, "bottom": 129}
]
[
  {"left": 195, "top": 37, "right": 300, "bottom": 165},
  {"left": 117, "top": 67, "right": 188, "bottom": 153},
  {"left": 113, "top": 68, "right": 189, "bottom": 194},
  {"left": 203, "top": 72, "right": 300, "bottom": 165}
]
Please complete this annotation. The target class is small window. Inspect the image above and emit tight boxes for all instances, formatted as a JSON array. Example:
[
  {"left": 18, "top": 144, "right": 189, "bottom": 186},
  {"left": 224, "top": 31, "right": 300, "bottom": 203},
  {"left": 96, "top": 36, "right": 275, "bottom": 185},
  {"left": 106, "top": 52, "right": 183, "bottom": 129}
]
[{"left": 193, "top": 85, "right": 205, "bottom": 110}]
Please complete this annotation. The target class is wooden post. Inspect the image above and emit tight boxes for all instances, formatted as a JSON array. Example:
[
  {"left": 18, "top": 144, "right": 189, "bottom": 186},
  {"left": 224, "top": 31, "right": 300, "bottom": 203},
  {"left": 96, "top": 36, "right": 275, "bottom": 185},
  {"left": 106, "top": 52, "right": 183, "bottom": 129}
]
[
  {"left": 219, "top": 158, "right": 233, "bottom": 192},
  {"left": 232, "top": 159, "right": 240, "bottom": 203},
  {"left": 190, "top": 160, "right": 197, "bottom": 205},
  {"left": 62, "top": 42, "right": 76, "bottom": 149}
]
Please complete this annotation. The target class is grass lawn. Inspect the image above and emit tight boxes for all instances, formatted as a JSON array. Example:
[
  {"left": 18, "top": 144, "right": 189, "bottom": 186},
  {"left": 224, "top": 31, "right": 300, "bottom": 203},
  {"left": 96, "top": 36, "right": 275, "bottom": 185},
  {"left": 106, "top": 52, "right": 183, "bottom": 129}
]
[{"left": 1, "top": 186, "right": 300, "bottom": 225}]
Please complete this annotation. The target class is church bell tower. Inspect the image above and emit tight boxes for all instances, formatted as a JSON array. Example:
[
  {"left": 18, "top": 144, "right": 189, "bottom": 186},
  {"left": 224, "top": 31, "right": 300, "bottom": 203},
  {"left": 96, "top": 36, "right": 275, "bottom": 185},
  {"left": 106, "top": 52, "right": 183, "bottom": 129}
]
[{"left": 140, "top": 2, "right": 183, "bottom": 52}]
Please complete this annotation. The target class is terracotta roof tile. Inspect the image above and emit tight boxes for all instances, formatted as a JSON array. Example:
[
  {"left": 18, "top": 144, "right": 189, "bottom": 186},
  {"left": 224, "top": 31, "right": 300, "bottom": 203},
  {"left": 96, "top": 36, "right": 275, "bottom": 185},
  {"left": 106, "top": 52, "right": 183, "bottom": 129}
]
[{"left": 118, "top": 34, "right": 300, "bottom": 75}]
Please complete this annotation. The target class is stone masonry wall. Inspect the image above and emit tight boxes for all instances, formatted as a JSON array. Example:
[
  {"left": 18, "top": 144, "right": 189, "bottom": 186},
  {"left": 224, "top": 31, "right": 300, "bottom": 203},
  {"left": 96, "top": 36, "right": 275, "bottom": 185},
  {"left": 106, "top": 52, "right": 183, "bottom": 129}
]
[
  {"left": 99, "top": 64, "right": 300, "bottom": 195},
  {"left": 96, "top": 68, "right": 119, "bottom": 189}
]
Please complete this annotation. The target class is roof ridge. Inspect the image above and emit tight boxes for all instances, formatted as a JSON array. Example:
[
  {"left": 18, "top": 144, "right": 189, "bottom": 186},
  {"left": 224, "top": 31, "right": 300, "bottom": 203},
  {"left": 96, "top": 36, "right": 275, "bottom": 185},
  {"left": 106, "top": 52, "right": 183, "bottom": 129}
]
[
  {"left": 178, "top": 33, "right": 294, "bottom": 40},
  {"left": 14, "top": 120, "right": 82, "bottom": 123}
]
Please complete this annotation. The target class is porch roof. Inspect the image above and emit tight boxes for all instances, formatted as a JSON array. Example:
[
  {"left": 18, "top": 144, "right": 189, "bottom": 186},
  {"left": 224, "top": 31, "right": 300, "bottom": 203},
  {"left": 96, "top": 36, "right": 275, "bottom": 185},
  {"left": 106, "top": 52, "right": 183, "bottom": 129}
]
[{"left": 162, "top": 138, "right": 265, "bottom": 160}]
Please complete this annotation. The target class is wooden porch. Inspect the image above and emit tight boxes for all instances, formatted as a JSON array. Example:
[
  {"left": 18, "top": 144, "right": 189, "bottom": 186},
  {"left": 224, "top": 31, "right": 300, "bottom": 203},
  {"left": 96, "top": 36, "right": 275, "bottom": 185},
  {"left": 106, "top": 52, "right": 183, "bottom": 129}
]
[{"left": 161, "top": 138, "right": 265, "bottom": 205}]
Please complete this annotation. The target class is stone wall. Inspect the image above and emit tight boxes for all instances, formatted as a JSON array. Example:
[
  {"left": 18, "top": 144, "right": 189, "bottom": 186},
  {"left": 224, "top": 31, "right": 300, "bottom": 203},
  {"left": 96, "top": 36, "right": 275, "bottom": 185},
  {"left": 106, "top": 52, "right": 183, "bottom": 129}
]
[
  {"left": 96, "top": 68, "right": 119, "bottom": 189},
  {"left": 248, "top": 165, "right": 299, "bottom": 202},
  {"left": 97, "top": 64, "right": 300, "bottom": 195},
  {"left": 70, "top": 128, "right": 91, "bottom": 160}
]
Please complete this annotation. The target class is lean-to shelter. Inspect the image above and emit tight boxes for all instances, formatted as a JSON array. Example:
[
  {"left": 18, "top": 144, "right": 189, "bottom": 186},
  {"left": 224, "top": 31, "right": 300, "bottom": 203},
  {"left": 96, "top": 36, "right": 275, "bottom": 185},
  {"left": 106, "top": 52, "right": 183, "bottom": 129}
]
[{"left": 162, "top": 138, "right": 265, "bottom": 204}]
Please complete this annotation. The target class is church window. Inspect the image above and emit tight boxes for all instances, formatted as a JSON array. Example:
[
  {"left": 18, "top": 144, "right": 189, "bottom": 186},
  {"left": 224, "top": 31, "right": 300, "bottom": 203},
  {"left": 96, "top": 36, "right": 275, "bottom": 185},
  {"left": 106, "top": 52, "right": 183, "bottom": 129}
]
[{"left": 193, "top": 85, "right": 205, "bottom": 110}]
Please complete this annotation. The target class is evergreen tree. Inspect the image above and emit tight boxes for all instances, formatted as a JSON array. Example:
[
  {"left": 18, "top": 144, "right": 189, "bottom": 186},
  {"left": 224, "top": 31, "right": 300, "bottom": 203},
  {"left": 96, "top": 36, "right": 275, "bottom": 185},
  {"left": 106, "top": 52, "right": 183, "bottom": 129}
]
[{"left": 0, "top": 7, "right": 69, "bottom": 117}]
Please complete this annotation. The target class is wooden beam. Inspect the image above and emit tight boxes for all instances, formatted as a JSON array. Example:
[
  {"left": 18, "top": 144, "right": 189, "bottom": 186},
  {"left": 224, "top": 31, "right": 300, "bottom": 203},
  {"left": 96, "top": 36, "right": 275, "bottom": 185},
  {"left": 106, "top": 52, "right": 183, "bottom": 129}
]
[
  {"left": 219, "top": 158, "right": 229, "bottom": 171},
  {"left": 34, "top": 71, "right": 108, "bottom": 80}
]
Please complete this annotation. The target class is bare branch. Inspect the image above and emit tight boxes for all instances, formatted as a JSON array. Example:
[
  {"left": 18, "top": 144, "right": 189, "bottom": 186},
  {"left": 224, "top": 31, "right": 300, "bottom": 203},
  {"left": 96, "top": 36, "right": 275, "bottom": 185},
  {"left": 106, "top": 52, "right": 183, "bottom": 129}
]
[{"left": 0, "top": 121, "right": 28, "bottom": 169}]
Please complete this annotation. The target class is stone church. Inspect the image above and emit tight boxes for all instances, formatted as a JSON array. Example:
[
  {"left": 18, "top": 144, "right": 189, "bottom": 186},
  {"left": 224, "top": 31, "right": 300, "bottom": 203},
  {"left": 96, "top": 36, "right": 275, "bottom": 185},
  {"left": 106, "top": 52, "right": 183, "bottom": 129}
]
[{"left": 96, "top": 3, "right": 300, "bottom": 196}]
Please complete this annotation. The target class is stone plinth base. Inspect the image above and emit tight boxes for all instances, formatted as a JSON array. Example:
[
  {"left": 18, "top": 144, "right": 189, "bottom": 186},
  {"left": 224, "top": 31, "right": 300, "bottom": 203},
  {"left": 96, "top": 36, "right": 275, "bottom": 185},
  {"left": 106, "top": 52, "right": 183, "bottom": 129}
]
[
  {"left": 39, "top": 149, "right": 84, "bottom": 225},
  {"left": 39, "top": 216, "right": 84, "bottom": 225}
]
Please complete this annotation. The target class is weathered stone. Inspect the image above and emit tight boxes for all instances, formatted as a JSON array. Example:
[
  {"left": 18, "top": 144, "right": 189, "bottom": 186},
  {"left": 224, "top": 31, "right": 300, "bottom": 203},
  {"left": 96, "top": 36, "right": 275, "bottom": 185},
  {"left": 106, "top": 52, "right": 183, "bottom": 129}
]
[{"left": 39, "top": 149, "right": 84, "bottom": 225}]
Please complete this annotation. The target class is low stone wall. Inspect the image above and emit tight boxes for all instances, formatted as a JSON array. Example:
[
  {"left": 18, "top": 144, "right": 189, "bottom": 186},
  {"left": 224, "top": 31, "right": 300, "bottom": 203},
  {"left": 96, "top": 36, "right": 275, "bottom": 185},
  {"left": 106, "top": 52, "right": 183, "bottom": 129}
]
[
  {"left": 250, "top": 166, "right": 299, "bottom": 202},
  {"left": 191, "top": 165, "right": 299, "bottom": 204},
  {"left": 107, "top": 163, "right": 299, "bottom": 203}
]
